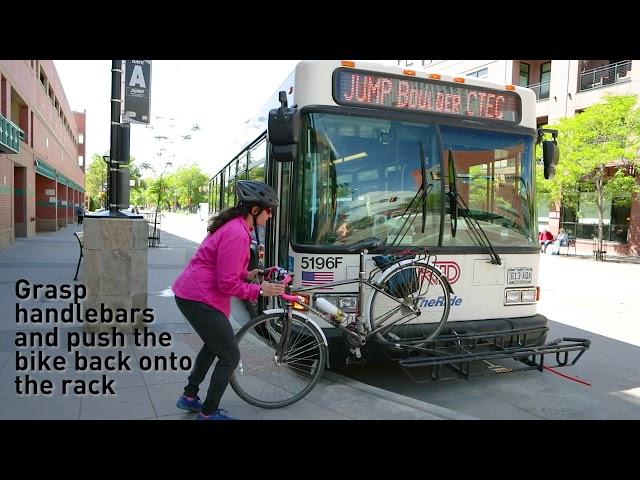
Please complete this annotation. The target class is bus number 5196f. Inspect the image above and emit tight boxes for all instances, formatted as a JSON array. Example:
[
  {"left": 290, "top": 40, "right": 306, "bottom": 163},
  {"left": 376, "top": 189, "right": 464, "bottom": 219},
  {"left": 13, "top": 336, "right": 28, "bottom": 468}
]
[{"left": 300, "top": 257, "right": 343, "bottom": 269}]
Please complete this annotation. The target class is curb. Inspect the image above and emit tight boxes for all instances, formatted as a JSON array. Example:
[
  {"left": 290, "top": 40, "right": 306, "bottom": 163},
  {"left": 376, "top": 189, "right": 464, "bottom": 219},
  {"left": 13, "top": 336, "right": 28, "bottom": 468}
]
[{"left": 323, "top": 370, "right": 478, "bottom": 420}]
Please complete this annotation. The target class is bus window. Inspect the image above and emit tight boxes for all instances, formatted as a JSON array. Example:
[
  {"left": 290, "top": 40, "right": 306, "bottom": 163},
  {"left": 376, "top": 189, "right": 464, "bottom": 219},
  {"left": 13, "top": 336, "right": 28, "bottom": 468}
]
[
  {"left": 248, "top": 138, "right": 266, "bottom": 181},
  {"left": 440, "top": 125, "right": 536, "bottom": 247},
  {"left": 237, "top": 150, "right": 248, "bottom": 179},
  {"left": 294, "top": 112, "right": 442, "bottom": 249}
]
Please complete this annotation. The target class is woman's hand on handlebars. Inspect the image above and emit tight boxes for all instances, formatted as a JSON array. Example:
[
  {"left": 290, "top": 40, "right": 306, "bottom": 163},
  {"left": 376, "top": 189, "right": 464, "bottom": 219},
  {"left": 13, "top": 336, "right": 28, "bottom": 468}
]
[{"left": 260, "top": 280, "right": 285, "bottom": 297}]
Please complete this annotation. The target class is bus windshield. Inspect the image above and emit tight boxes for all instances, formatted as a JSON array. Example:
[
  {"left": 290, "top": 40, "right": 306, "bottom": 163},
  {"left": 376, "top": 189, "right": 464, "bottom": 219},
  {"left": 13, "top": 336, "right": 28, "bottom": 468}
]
[{"left": 294, "top": 112, "right": 537, "bottom": 249}]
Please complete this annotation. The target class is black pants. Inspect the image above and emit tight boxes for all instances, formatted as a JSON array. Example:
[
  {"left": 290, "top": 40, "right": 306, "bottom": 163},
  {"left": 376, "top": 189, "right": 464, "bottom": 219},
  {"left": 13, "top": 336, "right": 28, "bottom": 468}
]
[
  {"left": 175, "top": 296, "right": 240, "bottom": 415},
  {"left": 77, "top": 215, "right": 83, "bottom": 225}
]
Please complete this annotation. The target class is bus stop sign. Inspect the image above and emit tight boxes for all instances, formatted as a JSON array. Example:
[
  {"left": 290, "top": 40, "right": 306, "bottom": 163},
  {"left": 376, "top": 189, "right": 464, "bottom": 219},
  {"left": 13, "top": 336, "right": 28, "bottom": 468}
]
[{"left": 124, "top": 60, "right": 152, "bottom": 124}]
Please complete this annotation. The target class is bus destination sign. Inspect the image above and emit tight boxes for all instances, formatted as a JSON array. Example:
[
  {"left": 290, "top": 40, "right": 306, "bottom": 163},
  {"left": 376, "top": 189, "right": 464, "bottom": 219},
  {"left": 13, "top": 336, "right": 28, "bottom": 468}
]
[{"left": 334, "top": 68, "right": 521, "bottom": 123}]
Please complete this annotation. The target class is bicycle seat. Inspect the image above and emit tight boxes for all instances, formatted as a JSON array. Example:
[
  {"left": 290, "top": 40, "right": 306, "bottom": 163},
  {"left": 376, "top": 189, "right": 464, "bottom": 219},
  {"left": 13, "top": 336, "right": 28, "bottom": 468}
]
[{"left": 345, "top": 237, "right": 384, "bottom": 254}]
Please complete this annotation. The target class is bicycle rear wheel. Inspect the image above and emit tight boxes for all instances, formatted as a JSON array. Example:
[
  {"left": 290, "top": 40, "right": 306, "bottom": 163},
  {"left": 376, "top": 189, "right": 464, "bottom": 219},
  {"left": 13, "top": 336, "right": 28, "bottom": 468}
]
[
  {"left": 230, "top": 312, "right": 326, "bottom": 409},
  {"left": 369, "top": 262, "right": 450, "bottom": 344}
]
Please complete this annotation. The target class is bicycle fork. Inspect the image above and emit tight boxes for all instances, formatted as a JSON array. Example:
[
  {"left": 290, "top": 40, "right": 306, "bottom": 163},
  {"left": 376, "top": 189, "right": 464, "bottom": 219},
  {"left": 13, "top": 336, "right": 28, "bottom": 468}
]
[{"left": 274, "top": 305, "right": 293, "bottom": 365}]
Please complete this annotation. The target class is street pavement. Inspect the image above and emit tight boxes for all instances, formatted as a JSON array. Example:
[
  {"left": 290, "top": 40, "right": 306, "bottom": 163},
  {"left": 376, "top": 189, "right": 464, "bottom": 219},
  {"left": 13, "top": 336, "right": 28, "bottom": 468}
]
[{"left": 0, "top": 215, "right": 472, "bottom": 420}]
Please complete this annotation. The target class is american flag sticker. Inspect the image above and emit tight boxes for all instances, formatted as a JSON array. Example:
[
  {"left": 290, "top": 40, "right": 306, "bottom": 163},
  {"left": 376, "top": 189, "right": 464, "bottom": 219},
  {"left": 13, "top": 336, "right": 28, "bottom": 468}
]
[{"left": 301, "top": 271, "right": 334, "bottom": 289}]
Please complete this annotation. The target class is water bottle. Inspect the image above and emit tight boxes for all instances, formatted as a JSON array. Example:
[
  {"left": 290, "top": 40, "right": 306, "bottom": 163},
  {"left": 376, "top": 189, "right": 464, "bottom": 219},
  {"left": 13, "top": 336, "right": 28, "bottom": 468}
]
[{"left": 315, "top": 297, "right": 346, "bottom": 323}]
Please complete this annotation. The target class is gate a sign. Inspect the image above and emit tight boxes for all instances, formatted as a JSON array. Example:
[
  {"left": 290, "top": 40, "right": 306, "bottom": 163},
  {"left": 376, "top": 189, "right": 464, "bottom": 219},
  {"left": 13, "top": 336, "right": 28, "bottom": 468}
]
[{"left": 124, "top": 60, "right": 152, "bottom": 124}]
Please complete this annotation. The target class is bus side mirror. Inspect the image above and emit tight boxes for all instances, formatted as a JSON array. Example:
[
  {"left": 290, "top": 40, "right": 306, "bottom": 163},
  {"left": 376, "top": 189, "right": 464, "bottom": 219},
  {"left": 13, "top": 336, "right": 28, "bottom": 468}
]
[
  {"left": 538, "top": 128, "right": 560, "bottom": 180},
  {"left": 268, "top": 91, "right": 300, "bottom": 163},
  {"left": 542, "top": 140, "right": 559, "bottom": 180}
]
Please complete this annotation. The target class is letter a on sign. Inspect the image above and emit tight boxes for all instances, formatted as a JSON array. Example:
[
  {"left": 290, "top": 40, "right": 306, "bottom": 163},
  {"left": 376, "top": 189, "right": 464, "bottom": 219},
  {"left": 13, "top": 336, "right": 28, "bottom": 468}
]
[
  {"left": 124, "top": 60, "right": 152, "bottom": 125},
  {"left": 129, "top": 65, "right": 147, "bottom": 88}
]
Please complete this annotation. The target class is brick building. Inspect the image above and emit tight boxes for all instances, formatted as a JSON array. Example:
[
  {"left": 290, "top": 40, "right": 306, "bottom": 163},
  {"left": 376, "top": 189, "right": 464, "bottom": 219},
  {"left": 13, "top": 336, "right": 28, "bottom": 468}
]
[
  {"left": 0, "top": 60, "right": 85, "bottom": 250},
  {"left": 397, "top": 60, "right": 639, "bottom": 256}
]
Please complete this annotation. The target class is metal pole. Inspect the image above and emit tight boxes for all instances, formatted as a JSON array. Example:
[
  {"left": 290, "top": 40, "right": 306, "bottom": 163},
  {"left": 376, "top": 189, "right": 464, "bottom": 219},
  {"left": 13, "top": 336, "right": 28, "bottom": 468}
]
[
  {"left": 109, "top": 60, "right": 122, "bottom": 214},
  {"left": 152, "top": 174, "right": 162, "bottom": 247}
]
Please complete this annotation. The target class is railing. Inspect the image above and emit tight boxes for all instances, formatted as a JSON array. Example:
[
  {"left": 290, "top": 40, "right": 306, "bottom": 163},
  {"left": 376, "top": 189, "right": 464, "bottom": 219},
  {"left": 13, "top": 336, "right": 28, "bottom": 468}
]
[
  {"left": 579, "top": 60, "right": 632, "bottom": 93},
  {"left": 0, "top": 114, "right": 25, "bottom": 154},
  {"left": 526, "top": 81, "right": 550, "bottom": 101}
]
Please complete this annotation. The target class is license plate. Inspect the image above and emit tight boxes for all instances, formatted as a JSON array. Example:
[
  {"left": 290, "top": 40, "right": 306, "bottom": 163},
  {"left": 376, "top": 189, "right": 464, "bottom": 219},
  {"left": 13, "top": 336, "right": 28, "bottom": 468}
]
[{"left": 507, "top": 267, "right": 533, "bottom": 284}]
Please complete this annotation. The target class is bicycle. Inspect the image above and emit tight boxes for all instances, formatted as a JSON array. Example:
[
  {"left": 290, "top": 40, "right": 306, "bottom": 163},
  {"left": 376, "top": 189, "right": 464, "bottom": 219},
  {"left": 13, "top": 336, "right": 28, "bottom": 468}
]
[{"left": 230, "top": 237, "right": 453, "bottom": 409}]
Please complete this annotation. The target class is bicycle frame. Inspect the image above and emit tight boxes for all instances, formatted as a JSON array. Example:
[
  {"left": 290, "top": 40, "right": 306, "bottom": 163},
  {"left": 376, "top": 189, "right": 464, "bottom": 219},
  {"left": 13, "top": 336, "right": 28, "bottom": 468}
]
[{"left": 278, "top": 248, "right": 444, "bottom": 350}]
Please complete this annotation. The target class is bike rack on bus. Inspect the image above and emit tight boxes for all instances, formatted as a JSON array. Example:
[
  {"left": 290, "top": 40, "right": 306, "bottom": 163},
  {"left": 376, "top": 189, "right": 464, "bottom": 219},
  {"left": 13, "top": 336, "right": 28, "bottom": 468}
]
[{"left": 387, "top": 327, "right": 590, "bottom": 383}]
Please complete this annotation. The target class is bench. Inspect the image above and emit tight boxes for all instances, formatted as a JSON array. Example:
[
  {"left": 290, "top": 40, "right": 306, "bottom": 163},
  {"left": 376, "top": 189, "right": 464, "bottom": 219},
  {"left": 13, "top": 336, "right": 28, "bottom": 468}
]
[
  {"left": 74, "top": 231, "right": 84, "bottom": 280},
  {"left": 560, "top": 236, "right": 577, "bottom": 256}
]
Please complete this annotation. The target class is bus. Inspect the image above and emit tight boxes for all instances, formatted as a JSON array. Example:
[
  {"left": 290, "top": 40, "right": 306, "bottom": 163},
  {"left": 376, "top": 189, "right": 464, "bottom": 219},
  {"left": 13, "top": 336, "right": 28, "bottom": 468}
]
[{"left": 209, "top": 60, "right": 565, "bottom": 369}]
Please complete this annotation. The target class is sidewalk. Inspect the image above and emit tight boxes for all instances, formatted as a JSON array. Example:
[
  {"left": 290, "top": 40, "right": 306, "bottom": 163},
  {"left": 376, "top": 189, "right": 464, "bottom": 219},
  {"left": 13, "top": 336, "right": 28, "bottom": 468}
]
[{"left": 0, "top": 223, "right": 472, "bottom": 420}]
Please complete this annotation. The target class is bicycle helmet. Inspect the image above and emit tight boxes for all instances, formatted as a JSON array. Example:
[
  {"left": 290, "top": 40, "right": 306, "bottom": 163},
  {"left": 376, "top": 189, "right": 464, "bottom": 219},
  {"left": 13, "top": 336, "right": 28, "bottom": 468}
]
[{"left": 236, "top": 180, "right": 279, "bottom": 208}]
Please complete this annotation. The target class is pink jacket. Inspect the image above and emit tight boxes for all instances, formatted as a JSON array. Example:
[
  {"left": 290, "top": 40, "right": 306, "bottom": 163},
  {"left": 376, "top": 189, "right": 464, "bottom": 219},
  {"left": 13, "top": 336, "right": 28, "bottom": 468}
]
[{"left": 172, "top": 216, "right": 261, "bottom": 317}]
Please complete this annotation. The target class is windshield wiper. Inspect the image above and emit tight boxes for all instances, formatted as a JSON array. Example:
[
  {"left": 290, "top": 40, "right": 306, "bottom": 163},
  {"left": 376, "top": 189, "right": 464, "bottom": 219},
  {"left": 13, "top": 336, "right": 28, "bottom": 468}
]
[
  {"left": 447, "top": 149, "right": 502, "bottom": 265},
  {"left": 388, "top": 141, "right": 432, "bottom": 245}
]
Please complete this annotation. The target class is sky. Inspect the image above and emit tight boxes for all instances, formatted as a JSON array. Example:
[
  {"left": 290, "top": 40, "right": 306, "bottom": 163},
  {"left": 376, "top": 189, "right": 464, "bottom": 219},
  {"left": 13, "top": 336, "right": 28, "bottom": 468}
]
[{"left": 54, "top": 60, "right": 302, "bottom": 178}]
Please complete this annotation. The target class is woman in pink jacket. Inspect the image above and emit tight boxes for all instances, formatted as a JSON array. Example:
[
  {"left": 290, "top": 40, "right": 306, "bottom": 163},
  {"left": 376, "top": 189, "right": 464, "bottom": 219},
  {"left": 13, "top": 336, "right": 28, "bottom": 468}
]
[{"left": 173, "top": 181, "right": 284, "bottom": 420}]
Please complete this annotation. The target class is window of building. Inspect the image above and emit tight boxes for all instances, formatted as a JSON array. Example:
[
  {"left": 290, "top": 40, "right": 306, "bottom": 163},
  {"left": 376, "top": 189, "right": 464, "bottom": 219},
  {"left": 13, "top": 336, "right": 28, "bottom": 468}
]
[
  {"left": 540, "top": 62, "right": 551, "bottom": 100},
  {"left": 467, "top": 68, "right": 488, "bottom": 79},
  {"left": 78, "top": 155, "right": 84, "bottom": 166},
  {"left": 39, "top": 68, "right": 47, "bottom": 89},
  {"left": 561, "top": 192, "right": 631, "bottom": 243},
  {"left": 79, "top": 134, "right": 84, "bottom": 144},
  {"left": 519, "top": 63, "right": 530, "bottom": 86}
]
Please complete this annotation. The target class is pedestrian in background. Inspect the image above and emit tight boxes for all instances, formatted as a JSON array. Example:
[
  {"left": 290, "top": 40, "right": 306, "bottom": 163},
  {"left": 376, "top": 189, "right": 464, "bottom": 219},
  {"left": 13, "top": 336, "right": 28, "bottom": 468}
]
[
  {"left": 539, "top": 229, "right": 554, "bottom": 252},
  {"left": 76, "top": 205, "right": 84, "bottom": 225},
  {"left": 172, "top": 181, "right": 284, "bottom": 420},
  {"left": 556, "top": 228, "right": 569, "bottom": 247}
]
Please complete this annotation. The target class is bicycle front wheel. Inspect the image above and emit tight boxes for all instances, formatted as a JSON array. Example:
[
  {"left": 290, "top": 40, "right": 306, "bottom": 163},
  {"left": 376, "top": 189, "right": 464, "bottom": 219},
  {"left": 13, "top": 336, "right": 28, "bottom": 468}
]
[
  {"left": 369, "top": 262, "right": 450, "bottom": 344},
  {"left": 230, "top": 312, "right": 327, "bottom": 409}
]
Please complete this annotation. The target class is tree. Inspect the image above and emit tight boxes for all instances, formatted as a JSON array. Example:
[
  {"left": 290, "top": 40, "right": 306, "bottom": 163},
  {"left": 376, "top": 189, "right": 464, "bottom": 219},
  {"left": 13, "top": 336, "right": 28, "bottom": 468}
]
[
  {"left": 86, "top": 153, "right": 151, "bottom": 210},
  {"left": 85, "top": 154, "right": 108, "bottom": 210},
  {"left": 538, "top": 94, "right": 640, "bottom": 260},
  {"left": 127, "top": 158, "right": 149, "bottom": 208},
  {"left": 174, "top": 164, "right": 209, "bottom": 212}
]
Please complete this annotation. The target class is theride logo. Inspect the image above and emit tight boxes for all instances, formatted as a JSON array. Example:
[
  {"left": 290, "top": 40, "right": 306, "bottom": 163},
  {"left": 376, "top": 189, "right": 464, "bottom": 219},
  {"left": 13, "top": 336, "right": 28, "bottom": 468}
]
[
  {"left": 418, "top": 295, "right": 463, "bottom": 307},
  {"left": 434, "top": 261, "right": 460, "bottom": 284}
]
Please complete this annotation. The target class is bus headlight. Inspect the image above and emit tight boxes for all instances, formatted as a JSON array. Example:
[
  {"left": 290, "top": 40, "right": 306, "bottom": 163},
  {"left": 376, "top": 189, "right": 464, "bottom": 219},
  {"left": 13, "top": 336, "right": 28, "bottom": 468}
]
[
  {"left": 313, "top": 294, "right": 358, "bottom": 313},
  {"left": 521, "top": 289, "right": 536, "bottom": 303},
  {"left": 504, "top": 288, "right": 537, "bottom": 305},
  {"left": 339, "top": 297, "right": 357, "bottom": 311},
  {"left": 505, "top": 290, "right": 521, "bottom": 304}
]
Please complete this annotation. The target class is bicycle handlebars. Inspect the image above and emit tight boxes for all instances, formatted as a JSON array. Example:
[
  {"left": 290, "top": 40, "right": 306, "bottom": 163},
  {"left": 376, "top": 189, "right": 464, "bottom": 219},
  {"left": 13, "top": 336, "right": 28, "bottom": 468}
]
[{"left": 260, "top": 266, "right": 306, "bottom": 304}]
